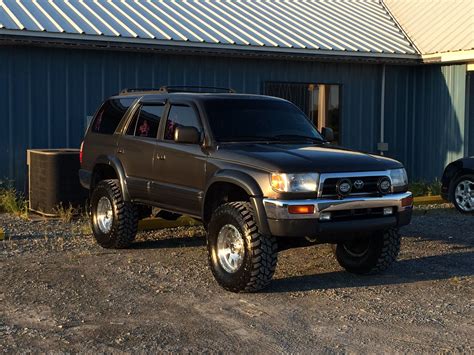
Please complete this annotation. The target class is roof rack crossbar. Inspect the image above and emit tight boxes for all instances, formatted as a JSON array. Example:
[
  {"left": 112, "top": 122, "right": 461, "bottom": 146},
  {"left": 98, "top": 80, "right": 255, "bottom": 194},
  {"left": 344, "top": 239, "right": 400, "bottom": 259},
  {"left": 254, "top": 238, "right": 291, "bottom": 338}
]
[
  {"left": 119, "top": 86, "right": 236, "bottom": 95},
  {"left": 119, "top": 88, "right": 162, "bottom": 95},
  {"left": 159, "top": 85, "right": 236, "bottom": 93}
]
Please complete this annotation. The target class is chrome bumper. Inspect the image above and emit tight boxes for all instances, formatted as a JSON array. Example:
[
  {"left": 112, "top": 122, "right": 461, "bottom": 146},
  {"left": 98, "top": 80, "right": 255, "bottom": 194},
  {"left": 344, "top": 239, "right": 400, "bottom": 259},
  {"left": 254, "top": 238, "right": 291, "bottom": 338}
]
[{"left": 263, "top": 192, "right": 413, "bottom": 219}]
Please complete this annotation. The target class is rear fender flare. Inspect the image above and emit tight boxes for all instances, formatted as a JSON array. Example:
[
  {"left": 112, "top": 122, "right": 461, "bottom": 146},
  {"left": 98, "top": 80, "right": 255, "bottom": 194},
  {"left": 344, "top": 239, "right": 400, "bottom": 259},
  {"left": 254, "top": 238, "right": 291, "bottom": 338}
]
[{"left": 93, "top": 155, "right": 130, "bottom": 201}]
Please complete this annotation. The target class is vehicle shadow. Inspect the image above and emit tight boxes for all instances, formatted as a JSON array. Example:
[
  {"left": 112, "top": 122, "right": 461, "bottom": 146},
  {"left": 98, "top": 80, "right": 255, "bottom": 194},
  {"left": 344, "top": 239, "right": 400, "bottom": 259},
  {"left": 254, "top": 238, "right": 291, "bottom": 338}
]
[
  {"left": 130, "top": 236, "right": 206, "bottom": 249},
  {"left": 267, "top": 250, "right": 473, "bottom": 293}
]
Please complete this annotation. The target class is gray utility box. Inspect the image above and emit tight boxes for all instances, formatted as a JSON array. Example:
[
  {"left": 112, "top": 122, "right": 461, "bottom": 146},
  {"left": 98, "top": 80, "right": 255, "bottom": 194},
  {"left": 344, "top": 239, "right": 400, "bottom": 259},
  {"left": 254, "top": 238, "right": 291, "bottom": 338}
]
[{"left": 27, "top": 149, "right": 88, "bottom": 216}]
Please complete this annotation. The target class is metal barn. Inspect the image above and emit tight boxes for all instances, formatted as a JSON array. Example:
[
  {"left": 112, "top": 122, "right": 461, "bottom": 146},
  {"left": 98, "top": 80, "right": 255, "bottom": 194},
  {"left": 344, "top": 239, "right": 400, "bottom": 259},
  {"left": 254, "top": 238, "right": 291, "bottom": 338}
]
[{"left": 0, "top": 0, "right": 472, "bottom": 190}]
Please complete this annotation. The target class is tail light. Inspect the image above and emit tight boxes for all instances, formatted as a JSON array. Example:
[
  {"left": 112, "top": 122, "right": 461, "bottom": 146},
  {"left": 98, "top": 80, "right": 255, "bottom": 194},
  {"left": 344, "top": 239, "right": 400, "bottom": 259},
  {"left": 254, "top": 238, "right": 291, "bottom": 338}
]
[{"left": 79, "top": 141, "right": 84, "bottom": 164}]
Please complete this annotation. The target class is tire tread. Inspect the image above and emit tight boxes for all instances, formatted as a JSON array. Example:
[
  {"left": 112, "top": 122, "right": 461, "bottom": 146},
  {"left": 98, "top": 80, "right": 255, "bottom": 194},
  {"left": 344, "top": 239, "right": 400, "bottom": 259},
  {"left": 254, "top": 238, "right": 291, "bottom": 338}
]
[
  {"left": 208, "top": 201, "right": 278, "bottom": 292},
  {"left": 91, "top": 179, "right": 138, "bottom": 249},
  {"left": 370, "top": 228, "right": 401, "bottom": 273},
  {"left": 334, "top": 228, "right": 401, "bottom": 274}
]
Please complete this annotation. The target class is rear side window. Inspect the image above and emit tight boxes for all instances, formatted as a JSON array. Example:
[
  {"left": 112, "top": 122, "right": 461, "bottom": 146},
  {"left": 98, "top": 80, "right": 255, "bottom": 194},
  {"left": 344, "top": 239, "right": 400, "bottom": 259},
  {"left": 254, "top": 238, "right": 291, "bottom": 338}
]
[
  {"left": 126, "top": 105, "right": 164, "bottom": 138},
  {"left": 91, "top": 98, "right": 134, "bottom": 134},
  {"left": 164, "top": 105, "right": 201, "bottom": 140}
]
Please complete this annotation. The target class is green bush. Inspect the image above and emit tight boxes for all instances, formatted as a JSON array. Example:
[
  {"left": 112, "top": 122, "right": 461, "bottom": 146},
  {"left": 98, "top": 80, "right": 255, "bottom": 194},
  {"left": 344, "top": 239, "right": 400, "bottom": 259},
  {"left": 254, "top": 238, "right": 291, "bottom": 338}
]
[
  {"left": 0, "top": 180, "right": 28, "bottom": 218},
  {"left": 408, "top": 179, "right": 442, "bottom": 197}
]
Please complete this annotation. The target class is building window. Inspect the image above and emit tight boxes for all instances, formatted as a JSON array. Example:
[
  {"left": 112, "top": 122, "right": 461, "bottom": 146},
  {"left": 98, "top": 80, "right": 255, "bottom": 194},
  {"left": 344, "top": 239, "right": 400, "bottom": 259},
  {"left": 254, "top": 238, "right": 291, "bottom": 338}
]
[
  {"left": 265, "top": 82, "right": 341, "bottom": 144},
  {"left": 467, "top": 71, "right": 474, "bottom": 156}
]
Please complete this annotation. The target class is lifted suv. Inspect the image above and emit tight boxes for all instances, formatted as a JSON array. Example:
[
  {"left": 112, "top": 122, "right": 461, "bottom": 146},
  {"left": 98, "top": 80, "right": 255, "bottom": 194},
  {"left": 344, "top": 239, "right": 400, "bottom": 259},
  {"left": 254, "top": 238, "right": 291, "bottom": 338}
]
[{"left": 80, "top": 87, "right": 413, "bottom": 292}]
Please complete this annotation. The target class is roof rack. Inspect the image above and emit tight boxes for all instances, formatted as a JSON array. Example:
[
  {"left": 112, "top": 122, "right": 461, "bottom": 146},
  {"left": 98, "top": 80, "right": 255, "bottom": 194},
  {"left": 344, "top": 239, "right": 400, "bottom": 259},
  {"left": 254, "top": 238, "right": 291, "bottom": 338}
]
[
  {"left": 158, "top": 86, "right": 236, "bottom": 93},
  {"left": 119, "top": 86, "right": 236, "bottom": 96},
  {"left": 119, "top": 88, "right": 162, "bottom": 95}
]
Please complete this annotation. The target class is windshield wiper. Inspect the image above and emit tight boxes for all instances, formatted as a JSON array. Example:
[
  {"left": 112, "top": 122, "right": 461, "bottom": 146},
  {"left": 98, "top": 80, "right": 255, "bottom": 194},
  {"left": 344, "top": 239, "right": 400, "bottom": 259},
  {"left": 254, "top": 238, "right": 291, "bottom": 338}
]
[
  {"left": 274, "top": 134, "right": 325, "bottom": 143},
  {"left": 218, "top": 136, "right": 279, "bottom": 142},
  {"left": 218, "top": 135, "right": 326, "bottom": 143}
]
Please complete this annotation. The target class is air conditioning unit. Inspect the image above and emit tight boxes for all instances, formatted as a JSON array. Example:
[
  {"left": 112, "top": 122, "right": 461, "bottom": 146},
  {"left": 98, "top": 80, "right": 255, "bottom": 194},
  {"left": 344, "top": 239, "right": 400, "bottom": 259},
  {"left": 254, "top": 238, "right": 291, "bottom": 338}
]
[{"left": 27, "top": 149, "right": 88, "bottom": 216}]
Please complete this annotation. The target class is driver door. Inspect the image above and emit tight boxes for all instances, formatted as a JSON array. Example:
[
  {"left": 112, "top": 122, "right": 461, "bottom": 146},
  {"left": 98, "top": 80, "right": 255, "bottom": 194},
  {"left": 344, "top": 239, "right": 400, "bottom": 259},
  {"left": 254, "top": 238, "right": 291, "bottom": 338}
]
[{"left": 152, "top": 102, "right": 207, "bottom": 216}]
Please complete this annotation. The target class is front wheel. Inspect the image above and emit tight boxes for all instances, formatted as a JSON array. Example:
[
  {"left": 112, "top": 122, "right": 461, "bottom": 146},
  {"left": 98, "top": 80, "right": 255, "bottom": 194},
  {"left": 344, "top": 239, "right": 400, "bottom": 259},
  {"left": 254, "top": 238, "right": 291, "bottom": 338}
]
[
  {"left": 207, "top": 202, "right": 278, "bottom": 292},
  {"left": 451, "top": 174, "right": 474, "bottom": 214},
  {"left": 333, "top": 228, "right": 401, "bottom": 274}
]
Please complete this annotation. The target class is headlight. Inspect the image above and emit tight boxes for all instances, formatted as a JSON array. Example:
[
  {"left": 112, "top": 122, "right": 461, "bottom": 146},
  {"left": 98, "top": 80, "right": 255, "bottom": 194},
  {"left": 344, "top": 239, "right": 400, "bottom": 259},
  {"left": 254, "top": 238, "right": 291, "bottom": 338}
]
[
  {"left": 271, "top": 173, "right": 319, "bottom": 192},
  {"left": 389, "top": 168, "right": 408, "bottom": 190}
]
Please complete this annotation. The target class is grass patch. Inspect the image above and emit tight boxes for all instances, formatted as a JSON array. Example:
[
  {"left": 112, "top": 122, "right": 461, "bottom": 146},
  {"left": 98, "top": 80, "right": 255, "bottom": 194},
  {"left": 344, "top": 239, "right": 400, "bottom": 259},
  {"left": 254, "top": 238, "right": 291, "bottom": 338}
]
[
  {"left": 0, "top": 180, "right": 28, "bottom": 218},
  {"left": 409, "top": 179, "right": 442, "bottom": 197},
  {"left": 71, "top": 218, "right": 92, "bottom": 236},
  {"left": 54, "top": 202, "right": 76, "bottom": 223}
]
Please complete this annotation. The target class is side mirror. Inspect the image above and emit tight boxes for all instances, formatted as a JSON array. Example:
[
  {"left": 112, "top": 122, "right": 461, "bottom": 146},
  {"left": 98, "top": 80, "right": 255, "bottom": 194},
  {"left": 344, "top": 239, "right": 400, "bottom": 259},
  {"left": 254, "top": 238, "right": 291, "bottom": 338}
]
[
  {"left": 321, "top": 127, "right": 334, "bottom": 142},
  {"left": 174, "top": 126, "right": 200, "bottom": 144}
]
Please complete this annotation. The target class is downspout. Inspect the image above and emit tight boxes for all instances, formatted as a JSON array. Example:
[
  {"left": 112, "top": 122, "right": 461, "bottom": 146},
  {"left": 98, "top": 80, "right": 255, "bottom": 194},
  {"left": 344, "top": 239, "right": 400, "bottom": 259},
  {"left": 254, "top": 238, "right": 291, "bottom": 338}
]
[{"left": 379, "top": 64, "right": 386, "bottom": 156}]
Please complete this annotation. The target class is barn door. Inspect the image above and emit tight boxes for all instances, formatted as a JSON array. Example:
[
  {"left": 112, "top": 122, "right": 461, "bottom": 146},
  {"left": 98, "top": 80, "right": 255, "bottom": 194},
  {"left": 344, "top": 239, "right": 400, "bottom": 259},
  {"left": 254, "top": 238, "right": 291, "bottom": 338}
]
[{"left": 467, "top": 71, "right": 474, "bottom": 156}]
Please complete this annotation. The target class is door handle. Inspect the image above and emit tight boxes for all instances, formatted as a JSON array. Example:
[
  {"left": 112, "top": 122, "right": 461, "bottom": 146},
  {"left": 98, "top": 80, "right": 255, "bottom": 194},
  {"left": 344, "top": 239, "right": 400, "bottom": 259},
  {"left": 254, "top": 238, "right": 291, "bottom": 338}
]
[
  {"left": 156, "top": 153, "right": 166, "bottom": 160},
  {"left": 117, "top": 148, "right": 124, "bottom": 154}
]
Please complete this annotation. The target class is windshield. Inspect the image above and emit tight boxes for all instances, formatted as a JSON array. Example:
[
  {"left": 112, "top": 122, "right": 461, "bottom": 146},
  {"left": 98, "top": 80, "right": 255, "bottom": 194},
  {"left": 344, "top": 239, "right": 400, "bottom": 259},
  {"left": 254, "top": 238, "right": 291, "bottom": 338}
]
[{"left": 203, "top": 98, "right": 324, "bottom": 143}]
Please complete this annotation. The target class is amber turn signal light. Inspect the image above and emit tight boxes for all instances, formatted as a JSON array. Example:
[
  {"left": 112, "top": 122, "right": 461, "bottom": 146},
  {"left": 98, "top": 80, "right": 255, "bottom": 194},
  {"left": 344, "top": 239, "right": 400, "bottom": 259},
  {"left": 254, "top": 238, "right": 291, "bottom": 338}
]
[
  {"left": 288, "top": 205, "right": 315, "bottom": 214},
  {"left": 401, "top": 195, "right": 413, "bottom": 207}
]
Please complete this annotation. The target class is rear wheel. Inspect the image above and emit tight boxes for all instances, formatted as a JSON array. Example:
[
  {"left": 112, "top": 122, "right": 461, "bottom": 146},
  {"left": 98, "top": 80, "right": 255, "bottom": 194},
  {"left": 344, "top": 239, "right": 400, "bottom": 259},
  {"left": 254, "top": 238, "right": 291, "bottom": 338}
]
[
  {"left": 207, "top": 202, "right": 278, "bottom": 292},
  {"left": 90, "top": 179, "right": 138, "bottom": 248},
  {"left": 451, "top": 174, "right": 474, "bottom": 214},
  {"left": 333, "top": 228, "right": 401, "bottom": 274}
]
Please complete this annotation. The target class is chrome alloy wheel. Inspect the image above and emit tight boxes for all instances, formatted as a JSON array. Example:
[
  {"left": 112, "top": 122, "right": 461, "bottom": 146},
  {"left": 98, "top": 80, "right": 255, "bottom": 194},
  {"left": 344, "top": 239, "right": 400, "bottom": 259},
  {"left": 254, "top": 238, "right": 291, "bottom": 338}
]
[
  {"left": 455, "top": 180, "right": 474, "bottom": 212},
  {"left": 342, "top": 238, "right": 370, "bottom": 257},
  {"left": 217, "top": 224, "right": 245, "bottom": 273},
  {"left": 96, "top": 196, "right": 113, "bottom": 234}
]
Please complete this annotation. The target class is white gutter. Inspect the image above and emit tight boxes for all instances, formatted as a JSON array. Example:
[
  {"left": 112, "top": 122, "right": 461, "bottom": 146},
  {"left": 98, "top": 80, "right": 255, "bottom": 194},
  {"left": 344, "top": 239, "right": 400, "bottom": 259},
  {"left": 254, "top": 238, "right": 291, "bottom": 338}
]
[{"left": 422, "top": 50, "right": 474, "bottom": 64}]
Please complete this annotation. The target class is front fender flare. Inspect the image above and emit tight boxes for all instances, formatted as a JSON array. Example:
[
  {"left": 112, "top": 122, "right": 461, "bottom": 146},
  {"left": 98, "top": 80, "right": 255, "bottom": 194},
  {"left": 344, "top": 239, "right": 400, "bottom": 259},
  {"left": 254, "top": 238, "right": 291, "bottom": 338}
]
[
  {"left": 204, "top": 170, "right": 270, "bottom": 235},
  {"left": 206, "top": 170, "right": 264, "bottom": 197}
]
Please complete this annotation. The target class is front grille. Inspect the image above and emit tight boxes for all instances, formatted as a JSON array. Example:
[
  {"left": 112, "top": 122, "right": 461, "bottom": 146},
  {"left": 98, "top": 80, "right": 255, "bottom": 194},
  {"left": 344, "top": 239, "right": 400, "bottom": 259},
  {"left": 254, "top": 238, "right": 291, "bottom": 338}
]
[{"left": 321, "top": 176, "right": 387, "bottom": 197}]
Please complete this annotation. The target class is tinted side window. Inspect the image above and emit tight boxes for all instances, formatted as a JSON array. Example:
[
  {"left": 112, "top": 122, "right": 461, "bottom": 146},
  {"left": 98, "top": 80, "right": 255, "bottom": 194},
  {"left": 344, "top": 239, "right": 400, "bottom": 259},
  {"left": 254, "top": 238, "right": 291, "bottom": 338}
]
[
  {"left": 132, "top": 105, "right": 163, "bottom": 138},
  {"left": 164, "top": 105, "right": 201, "bottom": 140},
  {"left": 91, "top": 98, "right": 134, "bottom": 134}
]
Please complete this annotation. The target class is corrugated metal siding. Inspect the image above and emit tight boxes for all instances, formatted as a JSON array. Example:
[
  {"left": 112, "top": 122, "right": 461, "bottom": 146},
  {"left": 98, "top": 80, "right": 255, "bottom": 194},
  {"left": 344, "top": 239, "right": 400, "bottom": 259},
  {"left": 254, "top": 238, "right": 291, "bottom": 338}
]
[
  {"left": 384, "top": 0, "right": 474, "bottom": 54},
  {"left": 0, "top": 0, "right": 418, "bottom": 57},
  {"left": 0, "top": 45, "right": 384, "bottom": 189},
  {"left": 384, "top": 63, "right": 467, "bottom": 180},
  {"left": 0, "top": 45, "right": 468, "bottom": 189}
]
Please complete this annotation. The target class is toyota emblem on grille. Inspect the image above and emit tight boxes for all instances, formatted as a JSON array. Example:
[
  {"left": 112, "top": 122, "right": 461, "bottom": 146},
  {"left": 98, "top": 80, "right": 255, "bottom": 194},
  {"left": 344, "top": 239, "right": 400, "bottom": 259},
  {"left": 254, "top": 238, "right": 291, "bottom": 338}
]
[
  {"left": 336, "top": 179, "right": 352, "bottom": 196},
  {"left": 354, "top": 179, "right": 364, "bottom": 190}
]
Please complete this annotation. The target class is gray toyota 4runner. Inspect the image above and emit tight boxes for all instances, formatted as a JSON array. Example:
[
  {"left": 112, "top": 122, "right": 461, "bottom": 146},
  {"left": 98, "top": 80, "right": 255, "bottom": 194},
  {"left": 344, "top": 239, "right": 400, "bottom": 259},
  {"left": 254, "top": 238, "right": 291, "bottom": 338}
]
[{"left": 80, "top": 87, "right": 413, "bottom": 293}]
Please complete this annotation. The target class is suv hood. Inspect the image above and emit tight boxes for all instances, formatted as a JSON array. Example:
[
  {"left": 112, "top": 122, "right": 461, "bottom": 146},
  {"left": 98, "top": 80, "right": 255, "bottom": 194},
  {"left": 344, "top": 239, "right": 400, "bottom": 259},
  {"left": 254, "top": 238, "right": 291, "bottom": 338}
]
[{"left": 214, "top": 143, "right": 403, "bottom": 173}]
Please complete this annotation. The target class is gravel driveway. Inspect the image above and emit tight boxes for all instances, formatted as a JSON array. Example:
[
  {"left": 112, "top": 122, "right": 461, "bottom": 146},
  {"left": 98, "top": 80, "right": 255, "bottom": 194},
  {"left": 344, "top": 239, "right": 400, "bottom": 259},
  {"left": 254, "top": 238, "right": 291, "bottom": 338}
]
[{"left": 1, "top": 206, "right": 473, "bottom": 353}]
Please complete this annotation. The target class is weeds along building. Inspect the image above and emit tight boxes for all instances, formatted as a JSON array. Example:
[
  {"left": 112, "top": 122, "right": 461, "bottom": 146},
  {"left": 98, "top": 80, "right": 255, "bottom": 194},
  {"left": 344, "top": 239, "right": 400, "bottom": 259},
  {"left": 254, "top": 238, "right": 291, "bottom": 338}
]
[{"left": 0, "top": 0, "right": 472, "bottom": 190}]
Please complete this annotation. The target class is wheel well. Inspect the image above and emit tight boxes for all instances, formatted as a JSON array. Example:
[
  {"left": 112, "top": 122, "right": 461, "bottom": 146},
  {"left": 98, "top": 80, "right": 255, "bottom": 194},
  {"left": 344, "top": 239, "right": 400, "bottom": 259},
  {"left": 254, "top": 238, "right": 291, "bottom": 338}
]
[
  {"left": 450, "top": 169, "right": 474, "bottom": 197},
  {"left": 203, "top": 182, "right": 250, "bottom": 225},
  {"left": 91, "top": 164, "right": 118, "bottom": 191},
  {"left": 454, "top": 169, "right": 473, "bottom": 180}
]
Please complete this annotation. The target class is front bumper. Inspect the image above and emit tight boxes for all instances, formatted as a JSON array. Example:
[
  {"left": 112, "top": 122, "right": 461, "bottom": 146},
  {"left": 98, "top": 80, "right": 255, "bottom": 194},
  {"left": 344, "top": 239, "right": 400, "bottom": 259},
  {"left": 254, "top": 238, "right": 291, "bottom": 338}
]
[{"left": 262, "top": 192, "right": 413, "bottom": 239}]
